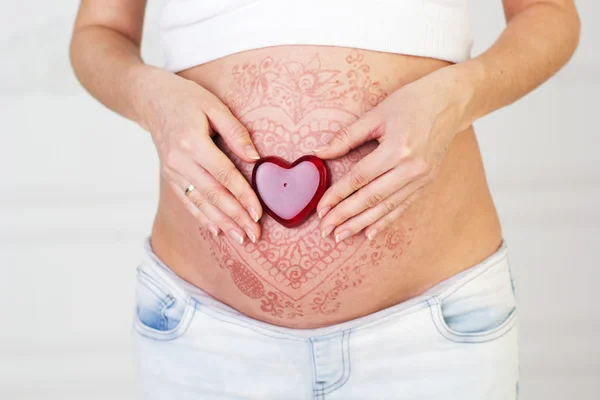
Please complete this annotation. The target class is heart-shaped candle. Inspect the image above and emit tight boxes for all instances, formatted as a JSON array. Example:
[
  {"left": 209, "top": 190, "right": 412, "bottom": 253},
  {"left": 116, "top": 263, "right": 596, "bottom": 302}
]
[{"left": 252, "top": 155, "right": 329, "bottom": 228}]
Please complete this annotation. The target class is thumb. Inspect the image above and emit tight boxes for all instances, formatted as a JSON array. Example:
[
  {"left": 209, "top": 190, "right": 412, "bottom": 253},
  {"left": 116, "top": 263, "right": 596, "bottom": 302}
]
[
  {"left": 312, "top": 116, "right": 380, "bottom": 159},
  {"left": 206, "top": 105, "right": 260, "bottom": 162}
]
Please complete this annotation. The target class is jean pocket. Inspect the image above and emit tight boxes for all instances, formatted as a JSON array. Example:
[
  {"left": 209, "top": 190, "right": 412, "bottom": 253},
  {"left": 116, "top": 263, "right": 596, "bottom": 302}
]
[
  {"left": 429, "top": 257, "right": 518, "bottom": 344},
  {"left": 134, "top": 266, "right": 195, "bottom": 341}
]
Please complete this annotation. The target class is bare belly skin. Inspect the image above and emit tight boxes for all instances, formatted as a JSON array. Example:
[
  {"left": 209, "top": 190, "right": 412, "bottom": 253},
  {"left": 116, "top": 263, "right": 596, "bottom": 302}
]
[{"left": 150, "top": 46, "right": 502, "bottom": 328}]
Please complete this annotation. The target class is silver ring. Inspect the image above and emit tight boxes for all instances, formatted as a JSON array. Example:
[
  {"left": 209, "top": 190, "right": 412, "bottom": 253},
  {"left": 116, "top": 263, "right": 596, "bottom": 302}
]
[{"left": 184, "top": 185, "right": 195, "bottom": 197}]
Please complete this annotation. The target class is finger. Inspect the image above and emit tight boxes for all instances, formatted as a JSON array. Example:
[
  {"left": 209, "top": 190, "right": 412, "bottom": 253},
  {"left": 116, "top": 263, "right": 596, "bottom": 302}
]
[
  {"left": 319, "top": 165, "right": 411, "bottom": 232},
  {"left": 192, "top": 138, "right": 262, "bottom": 223},
  {"left": 167, "top": 180, "right": 219, "bottom": 237},
  {"left": 317, "top": 146, "right": 396, "bottom": 217},
  {"left": 169, "top": 172, "right": 254, "bottom": 245},
  {"left": 186, "top": 187, "right": 254, "bottom": 245},
  {"left": 205, "top": 104, "right": 260, "bottom": 162},
  {"left": 176, "top": 160, "right": 261, "bottom": 243},
  {"left": 332, "top": 181, "right": 425, "bottom": 242},
  {"left": 312, "top": 114, "right": 381, "bottom": 159},
  {"left": 363, "top": 188, "right": 424, "bottom": 241}
]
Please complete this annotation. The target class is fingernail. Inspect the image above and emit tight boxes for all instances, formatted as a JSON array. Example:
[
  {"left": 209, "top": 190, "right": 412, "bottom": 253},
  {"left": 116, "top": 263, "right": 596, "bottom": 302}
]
[
  {"left": 312, "top": 145, "right": 328, "bottom": 153},
  {"left": 229, "top": 230, "right": 244, "bottom": 245},
  {"left": 245, "top": 145, "right": 260, "bottom": 160},
  {"left": 318, "top": 206, "right": 331, "bottom": 219},
  {"left": 244, "top": 227, "right": 256, "bottom": 243},
  {"left": 321, "top": 226, "right": 334, "bottom": 238},
  {"left": 367, "top": 229, "right": 378, "bottom": 241},
  {"left": 248, "top": 206, "right": 260, "bottom": 222},
  {"left": 335, "top": 230, "right": 352, "bottom": 243},
  {"left": 208, "top": 224, "right": 219, "bottom": 237}
]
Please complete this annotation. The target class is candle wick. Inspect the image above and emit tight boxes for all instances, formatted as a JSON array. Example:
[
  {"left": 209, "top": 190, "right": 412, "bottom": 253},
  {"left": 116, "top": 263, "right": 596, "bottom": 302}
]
[{"left": 283, "top": 183, "right": 288, "bottom": 187}]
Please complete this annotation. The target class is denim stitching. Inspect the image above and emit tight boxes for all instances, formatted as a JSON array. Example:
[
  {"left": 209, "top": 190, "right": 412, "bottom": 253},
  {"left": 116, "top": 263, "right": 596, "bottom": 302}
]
[
  {"left": 309, "top": 337, "right": 318, "bottom": 398},
  {"left": 436, "top": 254, "right": 510, "bottom": 302},
  {"left": 180, "top": 252, "right": 509, "bottom": 340},
  {"left": 158, "top": 294, "right": 176, "bottom": 331},
  {"left": 166, "top": 263, "right": 430, "bottom": 339},
  {"left": 315, "top": 383, "right": 325, "bottom": 400},
  {"left": 137, "top": 266, "right": 198, "bottom": 312},
  {"left": 137, "top": 263, "right": 190, "bottom": 304},
  {"left": 138, "top": 240, "right": 509, "bottom": 341},
  {"left": 134, "top": 282, "right": 196, "bottom": 341},
  {"left": 144, "top": 238, "right": 434, "bottom": 339},
  {"left": 137, "top": 269, "right": 172, "bottom": 306},
  {"left": 324, "top": 330, "right": 352, "bottom": 394},
  {"left": 314, "top": 330, "right": 352, "bottom": 394},
  {"left": 134, "top": 261, "right": 196, "bottom": 341},
  {"left": 134, "top": 303, "right": 196, "bottom": 341},
  {"left": 314, "top": 383, "right": 324, "bottom": 400},
  {"left": 137, "top": 267, "right": 187, "bottom": 334},
  {"left": 427, "top": 297, "right": 518, "bottom": 344},
  {"left": 431, "top": 295, "right": 518, "bottom": 339}
]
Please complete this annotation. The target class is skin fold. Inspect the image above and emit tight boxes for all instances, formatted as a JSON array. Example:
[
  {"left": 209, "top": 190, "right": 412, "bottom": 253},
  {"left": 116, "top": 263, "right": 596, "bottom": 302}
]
[{"left": 70, "top": 0, "right": 580, "bottom": 328}]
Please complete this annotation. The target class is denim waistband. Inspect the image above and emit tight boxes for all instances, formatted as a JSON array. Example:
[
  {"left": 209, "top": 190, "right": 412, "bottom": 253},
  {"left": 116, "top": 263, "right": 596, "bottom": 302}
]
[{"left": 140, "top": 238, "right": 509, "bottom": 339}]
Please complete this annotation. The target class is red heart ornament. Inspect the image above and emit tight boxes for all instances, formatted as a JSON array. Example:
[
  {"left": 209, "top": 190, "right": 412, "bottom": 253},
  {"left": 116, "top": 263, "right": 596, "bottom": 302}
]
[{"left": 251, "top": 155, "right": 329, "bottom": 228}]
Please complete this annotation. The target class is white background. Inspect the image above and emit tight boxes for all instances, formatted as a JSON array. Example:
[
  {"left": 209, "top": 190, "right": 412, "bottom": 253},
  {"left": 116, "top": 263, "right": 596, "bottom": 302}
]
[{"left": 1, "top": 1, "right": 599, "bottom": 399}]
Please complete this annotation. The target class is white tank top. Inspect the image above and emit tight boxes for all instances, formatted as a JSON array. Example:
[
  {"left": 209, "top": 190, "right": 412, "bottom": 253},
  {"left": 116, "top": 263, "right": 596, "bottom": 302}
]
[{"left": 160, "top": 0, "right": 472, "bottom": 73}]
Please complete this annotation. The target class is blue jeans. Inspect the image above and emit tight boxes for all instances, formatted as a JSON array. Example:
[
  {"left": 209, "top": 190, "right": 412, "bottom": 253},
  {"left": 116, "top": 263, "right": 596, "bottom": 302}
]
[{"left": 133, "top": 240, "right": 519, "bottom": 399}]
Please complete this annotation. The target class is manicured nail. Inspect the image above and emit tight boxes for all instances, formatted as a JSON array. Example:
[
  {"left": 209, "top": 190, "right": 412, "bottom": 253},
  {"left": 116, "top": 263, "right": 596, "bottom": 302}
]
[
  {"left": 312, "top": 145, "right": 328, "bottom": 153},
  {"left": 248, "top": 207, "right": 260, "bottom": 222},
  {"left": 229, "top": 230, "right": 244, "bottom": 245},
  {"left": 318, "top": 206, "right": 331, "bottom": 219},
  {"left": 335, "top": 230, "right": 352, "bottom": 243},
  {"left": 245, "top": 145, "right": 260, "bottom": 160},
  {"left": 367, "top": 229, "right": 378, "bottom": 241},
  {"left": 208, "top": 224, "right": 219, "bottom": 237},
  {"left": 244, "top": 227, "right": 256, "bottom": 243},
  {"left": 321, "top": 226, "right": 334, "bottom": 238}
]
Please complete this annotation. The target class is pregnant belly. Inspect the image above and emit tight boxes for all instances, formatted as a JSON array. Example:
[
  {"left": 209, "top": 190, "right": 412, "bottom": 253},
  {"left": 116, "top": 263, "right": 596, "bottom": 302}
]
[{"left": 151, "top": 46, "right": 502, "bottom": 328}]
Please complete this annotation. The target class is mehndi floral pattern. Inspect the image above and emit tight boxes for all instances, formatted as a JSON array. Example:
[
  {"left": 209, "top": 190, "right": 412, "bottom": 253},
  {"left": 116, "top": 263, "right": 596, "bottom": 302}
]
[{"left": 200, "top": 49, "right": 412, "bottom": 319}]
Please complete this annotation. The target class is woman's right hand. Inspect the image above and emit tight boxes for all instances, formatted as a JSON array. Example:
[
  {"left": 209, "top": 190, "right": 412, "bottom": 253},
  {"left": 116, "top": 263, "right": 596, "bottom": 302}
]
[{"left": 134, "top": 67, "right": 262, "bottom": 244}]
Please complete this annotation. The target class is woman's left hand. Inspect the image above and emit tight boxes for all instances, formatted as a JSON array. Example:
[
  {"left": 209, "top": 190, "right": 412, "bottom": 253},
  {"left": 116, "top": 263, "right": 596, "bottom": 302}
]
[{"left": 313, "top": 66, "right": 474, "bottom": 242}]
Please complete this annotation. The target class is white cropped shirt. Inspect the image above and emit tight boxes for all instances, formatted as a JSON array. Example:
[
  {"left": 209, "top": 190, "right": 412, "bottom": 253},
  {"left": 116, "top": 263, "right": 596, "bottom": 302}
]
[{"left": 160, "top": 0, "right": 472, "bottom": 73}]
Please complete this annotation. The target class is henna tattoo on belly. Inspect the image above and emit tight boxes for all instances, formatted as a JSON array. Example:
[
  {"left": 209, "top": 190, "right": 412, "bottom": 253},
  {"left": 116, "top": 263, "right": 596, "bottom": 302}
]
[{"left": 200, "top": 49, "right": 414, "bottom": 319}]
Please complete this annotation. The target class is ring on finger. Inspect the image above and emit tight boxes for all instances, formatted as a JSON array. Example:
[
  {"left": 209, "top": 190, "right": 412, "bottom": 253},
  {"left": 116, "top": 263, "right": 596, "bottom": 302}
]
[{"left": 184, "top": 185, "right": 196, "bottom": 197}]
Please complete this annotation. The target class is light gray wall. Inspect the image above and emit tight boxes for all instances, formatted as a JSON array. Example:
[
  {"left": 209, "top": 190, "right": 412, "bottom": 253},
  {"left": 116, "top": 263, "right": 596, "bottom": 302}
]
[{"left": 1, "top": 1, "right": 598, "bottom": 399}]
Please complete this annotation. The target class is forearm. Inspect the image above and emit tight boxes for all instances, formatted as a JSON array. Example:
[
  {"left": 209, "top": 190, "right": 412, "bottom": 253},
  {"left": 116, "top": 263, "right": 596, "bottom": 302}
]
[
  {"left": 455, "top": 1, "right": 581, "bottom": 124},
  {"left": 69, "top": 24, "right": 163, "bottom": 128}
]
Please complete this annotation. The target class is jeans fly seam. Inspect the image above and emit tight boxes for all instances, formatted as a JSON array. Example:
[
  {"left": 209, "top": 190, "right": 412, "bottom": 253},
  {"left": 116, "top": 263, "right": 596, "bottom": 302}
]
[
  {"left": 309, "top": 337, "right": 318, "bottom": 397},
  {"left": 314, "top": 330, "right": 352, "bottom": 394}
]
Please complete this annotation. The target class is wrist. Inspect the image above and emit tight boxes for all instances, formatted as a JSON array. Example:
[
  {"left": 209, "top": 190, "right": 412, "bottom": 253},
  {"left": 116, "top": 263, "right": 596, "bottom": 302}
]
[
  {"left": 445, "top": 59, "right": 487, "bottom": 128},
  {"left": 410, "top": 64, "right": 477, "bottom": 139},
  {"left": 126, "top": 65, "right": 174, "bottom": 132}
]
